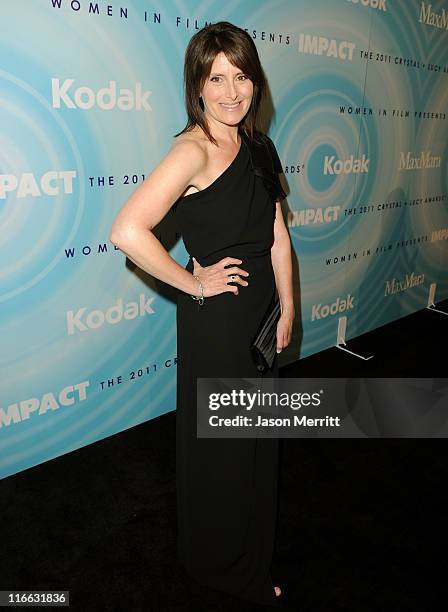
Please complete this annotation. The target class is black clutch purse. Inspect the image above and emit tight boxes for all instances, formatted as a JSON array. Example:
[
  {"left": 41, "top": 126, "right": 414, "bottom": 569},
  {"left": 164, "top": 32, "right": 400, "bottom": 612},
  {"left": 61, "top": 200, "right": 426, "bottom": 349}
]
[{"left": 250, "top": 294, "right": 281, "bottom": 373}]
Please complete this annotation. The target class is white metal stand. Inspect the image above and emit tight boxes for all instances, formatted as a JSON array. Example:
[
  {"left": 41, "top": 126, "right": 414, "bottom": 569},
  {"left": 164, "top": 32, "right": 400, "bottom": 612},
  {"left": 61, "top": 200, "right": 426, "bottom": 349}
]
[
  {"left": 427, "top": 283, "right": 448, "bottom": 316},
  {"left": 335, "top": 316, "right": 374, "bottom": 361}
]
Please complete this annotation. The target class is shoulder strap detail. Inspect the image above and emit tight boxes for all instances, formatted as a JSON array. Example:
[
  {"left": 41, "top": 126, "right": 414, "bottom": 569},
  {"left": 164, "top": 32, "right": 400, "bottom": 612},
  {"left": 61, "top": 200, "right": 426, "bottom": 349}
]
[{"left": 246, "top": 133, "right": 287, "bottom": 203}]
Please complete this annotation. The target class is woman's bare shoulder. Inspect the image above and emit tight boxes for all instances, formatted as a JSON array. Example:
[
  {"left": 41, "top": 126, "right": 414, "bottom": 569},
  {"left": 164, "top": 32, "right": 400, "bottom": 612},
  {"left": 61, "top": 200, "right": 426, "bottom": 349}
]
[
  {"left": 172, "top": 128, "right": 209, "bottom": 158},
  {"left": 152, "top": 129, "right": 208, "bottom": 182}
]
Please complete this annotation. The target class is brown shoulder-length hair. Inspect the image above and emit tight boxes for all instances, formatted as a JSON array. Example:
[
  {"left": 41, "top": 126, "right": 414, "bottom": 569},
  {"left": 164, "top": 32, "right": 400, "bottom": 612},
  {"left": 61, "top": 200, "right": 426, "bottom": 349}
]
[{"left": 175, "top": 21, "right": 267, "bottom": 146}]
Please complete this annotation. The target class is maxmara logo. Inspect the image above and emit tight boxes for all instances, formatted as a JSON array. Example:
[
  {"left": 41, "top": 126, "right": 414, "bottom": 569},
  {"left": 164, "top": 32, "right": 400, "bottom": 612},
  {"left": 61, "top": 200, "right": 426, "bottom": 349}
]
[
  {"left": 324, "top": 154, "right": 369, "bottom": 175},
  {"left": 52, "top": 79, "right": 152, "bottom": 111},
  {"left": 384, "top": 273, "right": 425, "bottom": 296},
  {"left": 0, "top": 171, "right": 76, "bottom": 199},
  {"left": 399, "top": 150, "right": 441, "bottom": 171},
  {"left": 419, "top": 2, "right": 448, "bottom": 30},
  {"left": 298, "top": 34, "right": 355, "bottom": 61},
  {"left": 347, "top": 0, "right": 387, "bottom": 11},
  {"left": 66, "top": 294, "right": 155, "bottom": 335},
  {"left": 311, "top": 294, "right": 355, "bottom": 321}
]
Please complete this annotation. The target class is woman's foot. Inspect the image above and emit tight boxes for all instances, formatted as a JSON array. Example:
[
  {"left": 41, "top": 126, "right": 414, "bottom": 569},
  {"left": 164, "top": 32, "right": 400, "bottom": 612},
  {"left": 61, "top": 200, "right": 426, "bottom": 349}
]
[{"left": 274, "top": 586, "right": 282, "bottom": 597}]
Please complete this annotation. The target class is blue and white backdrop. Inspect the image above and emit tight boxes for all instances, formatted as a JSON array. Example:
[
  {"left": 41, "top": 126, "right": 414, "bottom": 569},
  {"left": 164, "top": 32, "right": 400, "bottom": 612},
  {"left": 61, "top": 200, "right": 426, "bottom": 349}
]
[{"left": 1, "top": 0, "right": 447, "bottom": 478}]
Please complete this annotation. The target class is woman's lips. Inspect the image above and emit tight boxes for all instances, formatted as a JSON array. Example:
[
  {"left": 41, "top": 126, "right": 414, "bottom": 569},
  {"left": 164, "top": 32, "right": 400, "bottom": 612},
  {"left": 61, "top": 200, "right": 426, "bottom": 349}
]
[{"left": 219, "top": 101, "right": 241, "bottom": 111}]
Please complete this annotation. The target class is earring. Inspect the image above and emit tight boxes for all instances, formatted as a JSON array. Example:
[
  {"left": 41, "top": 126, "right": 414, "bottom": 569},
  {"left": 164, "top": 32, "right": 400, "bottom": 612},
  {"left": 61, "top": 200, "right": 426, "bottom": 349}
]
[{"left": 199, "top": 96, "right": 204, "bottom": 111}]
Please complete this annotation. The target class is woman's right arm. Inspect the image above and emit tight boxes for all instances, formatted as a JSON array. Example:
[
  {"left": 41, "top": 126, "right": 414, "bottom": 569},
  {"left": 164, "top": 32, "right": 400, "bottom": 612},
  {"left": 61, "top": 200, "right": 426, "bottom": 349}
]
[
  {"left": 110, "top": 139, "right": 248, "bottom": 298},
  {"left": 109, "top": 139, "right": 207, "bottom": 297}
]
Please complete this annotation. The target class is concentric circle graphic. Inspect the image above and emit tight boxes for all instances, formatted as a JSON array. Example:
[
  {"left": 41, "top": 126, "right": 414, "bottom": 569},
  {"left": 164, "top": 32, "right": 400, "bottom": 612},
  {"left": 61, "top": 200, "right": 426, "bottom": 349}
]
[{"left": 0, "top": 69, "right": 86, "bottom": 303}]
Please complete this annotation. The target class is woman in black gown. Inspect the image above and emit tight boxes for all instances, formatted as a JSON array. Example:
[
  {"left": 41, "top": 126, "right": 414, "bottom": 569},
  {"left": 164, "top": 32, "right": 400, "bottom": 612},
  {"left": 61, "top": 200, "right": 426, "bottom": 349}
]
[{"left": 110, "top": 22, "right": 294, "bottom": 607}]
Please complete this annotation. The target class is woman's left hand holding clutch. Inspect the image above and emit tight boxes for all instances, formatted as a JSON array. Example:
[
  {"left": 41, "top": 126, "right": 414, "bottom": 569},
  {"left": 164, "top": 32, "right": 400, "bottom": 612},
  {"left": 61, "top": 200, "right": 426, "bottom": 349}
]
[{"left": 276, "top": 308, "right": 294, "bottom": 353}]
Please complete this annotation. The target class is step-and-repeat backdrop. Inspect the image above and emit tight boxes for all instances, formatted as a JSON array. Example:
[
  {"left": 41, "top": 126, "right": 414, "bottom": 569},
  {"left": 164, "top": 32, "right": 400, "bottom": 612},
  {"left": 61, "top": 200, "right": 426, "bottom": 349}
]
[{"left": 1, "top": 0, "right": 447, "bottom": 479}]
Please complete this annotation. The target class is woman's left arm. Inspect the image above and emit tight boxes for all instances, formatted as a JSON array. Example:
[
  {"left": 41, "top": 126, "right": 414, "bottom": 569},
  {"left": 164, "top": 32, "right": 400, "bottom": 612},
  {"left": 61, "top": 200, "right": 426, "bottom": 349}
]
[{"left": 271, "top": 200, "right": 295, "bottom": 352}]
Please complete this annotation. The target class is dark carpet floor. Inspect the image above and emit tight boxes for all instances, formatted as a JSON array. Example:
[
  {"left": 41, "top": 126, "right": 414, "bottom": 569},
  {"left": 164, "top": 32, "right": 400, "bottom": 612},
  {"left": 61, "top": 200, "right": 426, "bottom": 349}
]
[{"left": 2, "top": 301, "right": 447, "bottom": 612}]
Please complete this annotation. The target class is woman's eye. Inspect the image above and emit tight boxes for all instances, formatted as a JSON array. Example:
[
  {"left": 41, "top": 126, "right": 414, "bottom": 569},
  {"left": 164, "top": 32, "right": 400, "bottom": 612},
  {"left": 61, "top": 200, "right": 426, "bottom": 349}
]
[
  {"left": 210, "top": 76, "right": 221, "bottom": 82},
  {"left": 238, "top": 75, "right": 247, "bottom": 80}
]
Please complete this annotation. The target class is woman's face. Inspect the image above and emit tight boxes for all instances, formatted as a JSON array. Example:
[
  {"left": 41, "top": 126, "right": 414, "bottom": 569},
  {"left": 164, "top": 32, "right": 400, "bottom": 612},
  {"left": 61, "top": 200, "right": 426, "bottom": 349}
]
[{"left": 200, "top": 51, "right": 254, "bottom": 129}]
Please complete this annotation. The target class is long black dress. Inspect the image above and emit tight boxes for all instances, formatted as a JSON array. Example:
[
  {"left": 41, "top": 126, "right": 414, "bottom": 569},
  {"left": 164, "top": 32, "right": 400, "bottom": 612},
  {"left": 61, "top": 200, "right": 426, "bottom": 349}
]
[{"left": 175, "top": 129, "right": 285, "bottom": 607}]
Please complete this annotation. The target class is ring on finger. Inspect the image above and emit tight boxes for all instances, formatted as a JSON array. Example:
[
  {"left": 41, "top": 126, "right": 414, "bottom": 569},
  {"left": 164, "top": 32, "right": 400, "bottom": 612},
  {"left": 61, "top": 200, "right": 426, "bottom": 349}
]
[{"left": 229, "top": 274, "right": 238, "bottom": 282}]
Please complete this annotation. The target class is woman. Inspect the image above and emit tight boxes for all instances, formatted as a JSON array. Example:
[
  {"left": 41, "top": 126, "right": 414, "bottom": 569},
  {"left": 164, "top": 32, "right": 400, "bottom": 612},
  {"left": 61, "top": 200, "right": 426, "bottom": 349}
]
[{"left": 110, "top": 21, "right": 294, "bottom": 607}]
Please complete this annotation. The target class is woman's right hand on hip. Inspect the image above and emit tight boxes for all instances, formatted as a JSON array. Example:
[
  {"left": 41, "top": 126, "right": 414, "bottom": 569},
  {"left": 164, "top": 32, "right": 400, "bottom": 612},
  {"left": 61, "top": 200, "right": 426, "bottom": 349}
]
[{"left": 192, "top": 256, "right": 249, "bottom": 297}]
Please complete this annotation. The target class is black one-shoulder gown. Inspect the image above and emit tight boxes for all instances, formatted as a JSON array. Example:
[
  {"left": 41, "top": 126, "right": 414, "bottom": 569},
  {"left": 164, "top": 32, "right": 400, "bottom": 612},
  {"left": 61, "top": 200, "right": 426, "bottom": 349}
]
[{"left": 175, "top": 130, "right": 284, "bottom": 607}]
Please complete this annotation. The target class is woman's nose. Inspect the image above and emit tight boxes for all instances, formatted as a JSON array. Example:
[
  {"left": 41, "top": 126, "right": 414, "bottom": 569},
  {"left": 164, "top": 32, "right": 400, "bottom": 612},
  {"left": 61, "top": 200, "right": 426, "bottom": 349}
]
[{"left": 224, "top": 81, "right": 238, "bottom": 99}]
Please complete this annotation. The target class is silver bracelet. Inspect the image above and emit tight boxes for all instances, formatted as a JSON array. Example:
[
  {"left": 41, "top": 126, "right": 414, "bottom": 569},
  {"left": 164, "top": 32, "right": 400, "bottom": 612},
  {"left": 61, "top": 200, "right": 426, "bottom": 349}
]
[{"left": 191, "top": 275, "right": 204, "bottom": 305}]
